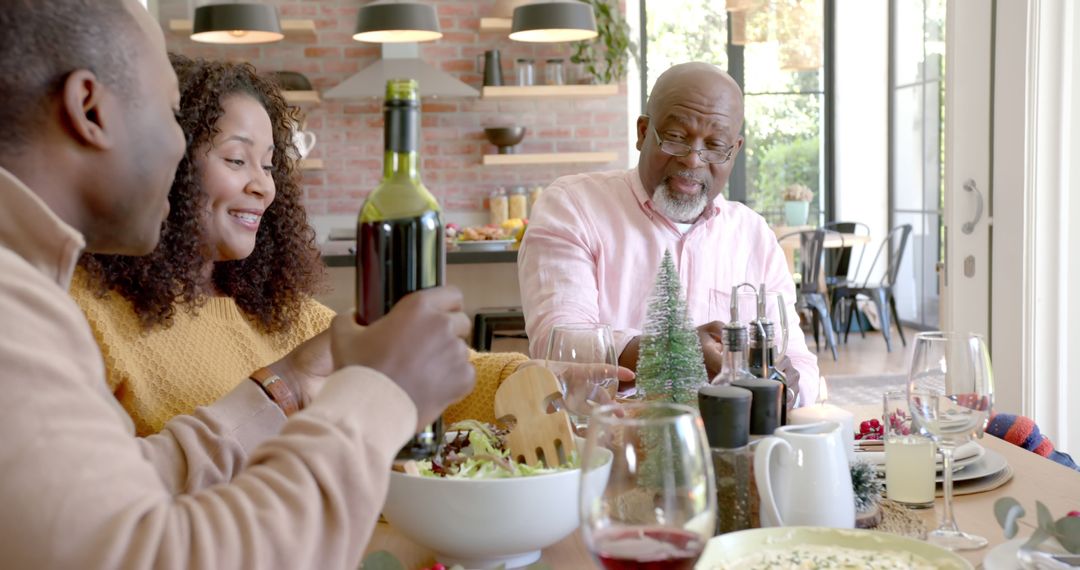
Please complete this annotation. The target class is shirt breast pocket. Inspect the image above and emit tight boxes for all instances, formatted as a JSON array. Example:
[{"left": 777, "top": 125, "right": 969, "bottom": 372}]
[{"left": 707, "top": 289, "right": 733, "bottom": 324}]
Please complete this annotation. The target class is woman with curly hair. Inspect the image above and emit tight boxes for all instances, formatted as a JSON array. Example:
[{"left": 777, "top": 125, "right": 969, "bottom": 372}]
[
  {"left": 70, "top": 55, "right": 570, "bottom": 437},
  {"left": 70, "top": 54, "right": 340, "bottom": 435}
]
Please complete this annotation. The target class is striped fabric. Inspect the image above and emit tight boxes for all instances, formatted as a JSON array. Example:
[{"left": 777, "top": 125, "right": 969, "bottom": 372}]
[{"left": 986, "top": 413, "right": 1079, "bottom": 471}]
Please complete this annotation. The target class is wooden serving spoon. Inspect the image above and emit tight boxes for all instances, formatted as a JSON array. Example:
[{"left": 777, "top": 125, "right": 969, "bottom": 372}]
[{"left": 493, "top": 365, "right": 576, "bottom": 468}]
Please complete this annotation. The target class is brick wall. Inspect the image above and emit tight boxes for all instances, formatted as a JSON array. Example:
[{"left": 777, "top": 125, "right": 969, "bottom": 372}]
[{"left": 158, "top": 0, "right": 630, "bottom": 218}]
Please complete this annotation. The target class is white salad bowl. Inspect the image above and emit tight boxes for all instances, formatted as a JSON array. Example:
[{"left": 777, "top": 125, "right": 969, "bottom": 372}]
[{"left": 381, "top": 446, "right": 612, "bottom": 569}]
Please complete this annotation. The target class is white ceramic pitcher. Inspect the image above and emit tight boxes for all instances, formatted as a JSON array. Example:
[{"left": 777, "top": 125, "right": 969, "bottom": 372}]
[
  {"left": 292, "top": 127, "right": 316, "bottom": 159},
  {"left": 754, "top": 421, "right": 855, "bottom": 528}
]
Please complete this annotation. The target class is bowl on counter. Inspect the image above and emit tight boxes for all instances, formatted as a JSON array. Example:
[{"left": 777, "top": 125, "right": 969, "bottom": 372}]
[
  {"left": 266, "top": 70, "right": 313, "bottom": 91},
  {"left": 484, "top": 126, "right": 526, "bottom": 154},
  {"left": 381, "top": 445, "right": 612, "bottom": 569}
]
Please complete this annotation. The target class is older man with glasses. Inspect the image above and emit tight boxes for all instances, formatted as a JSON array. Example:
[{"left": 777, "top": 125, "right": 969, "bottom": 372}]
[{"left": 519, "top": 62, "right": 820, "bottom": 406}]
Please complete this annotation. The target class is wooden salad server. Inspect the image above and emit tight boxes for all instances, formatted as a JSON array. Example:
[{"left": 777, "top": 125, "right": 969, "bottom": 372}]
[{"left": 493, "top": 365, "right": 576, "bottom": 468}]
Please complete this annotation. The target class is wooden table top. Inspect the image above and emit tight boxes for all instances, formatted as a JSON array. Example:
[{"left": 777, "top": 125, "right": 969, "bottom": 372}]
[
  {"left": 366, "top": 404, "right": 1080, "bottom": 568},
  {"left": 772, "top": 225, "right": 873, "bottom": 248}
]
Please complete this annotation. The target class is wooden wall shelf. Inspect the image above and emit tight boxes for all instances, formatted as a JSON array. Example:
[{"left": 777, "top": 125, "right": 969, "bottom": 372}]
[
  {"left": 299, "top": 159, "right": 324, "bottom": 171},
  {"left": 283, "top": 90, "right": 321, "bottom": 105},
  {"left": 168, "top": 19, "right": 317, "bottom": 40},
  {"left": 482, "top": 152, "right": 617, "bottom": 166},
  {"left": 479, "top": 17, "right": 512, "bottom": 32},
  {"left": 481, "top": 84, "right": 619, "bottom": 99}
]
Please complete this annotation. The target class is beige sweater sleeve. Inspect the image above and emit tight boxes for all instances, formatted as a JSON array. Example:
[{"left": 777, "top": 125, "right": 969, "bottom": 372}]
[{"left": 0, "top": 254, "right": 417, "bottom": 569}]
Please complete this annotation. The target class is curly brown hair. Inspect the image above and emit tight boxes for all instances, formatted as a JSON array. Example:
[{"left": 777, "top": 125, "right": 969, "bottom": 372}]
[{"left": 79, "top": 54, "right": 324, "bottom": 333}]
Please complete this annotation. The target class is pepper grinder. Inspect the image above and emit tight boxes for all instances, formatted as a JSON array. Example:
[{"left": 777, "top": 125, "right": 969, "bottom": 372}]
[{"left": 699, "top": 382, "right": 756, "bottom": 534}]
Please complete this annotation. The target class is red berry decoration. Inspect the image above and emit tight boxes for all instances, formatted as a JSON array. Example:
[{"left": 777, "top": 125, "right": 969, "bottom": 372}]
[
  {"left": 1068, "top": 510, "right": 1080, "bottom": 518},
  {"left": 869, "top": 418, "right": 880, "bottom": 428}
]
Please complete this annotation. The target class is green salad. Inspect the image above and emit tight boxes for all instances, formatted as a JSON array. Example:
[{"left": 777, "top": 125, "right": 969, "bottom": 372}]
[{"left": 416, "top": 420, "right": 578, "bottom": 479}]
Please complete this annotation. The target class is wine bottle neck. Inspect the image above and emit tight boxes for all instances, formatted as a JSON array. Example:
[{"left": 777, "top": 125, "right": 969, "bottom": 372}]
[
  {"left": 383, "top": 151, "right": 420, "bottom": 181},
  {"left": 383, "top": 100, "right": 420, "bottom": 181}
]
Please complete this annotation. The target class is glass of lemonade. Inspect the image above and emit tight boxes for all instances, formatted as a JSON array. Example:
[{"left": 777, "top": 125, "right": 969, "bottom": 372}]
[{"left": 883, "top": 389, "right": 935, "bottom": 509}]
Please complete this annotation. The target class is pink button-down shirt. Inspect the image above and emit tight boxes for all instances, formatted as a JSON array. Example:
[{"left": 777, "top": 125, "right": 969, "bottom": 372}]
[{"left": 518, "top": 167, "right": 820, "bottom": 406}]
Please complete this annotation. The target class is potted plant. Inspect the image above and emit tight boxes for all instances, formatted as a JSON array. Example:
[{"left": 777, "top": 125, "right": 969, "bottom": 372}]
[
  {"left": 569, "top": 0, "right": 636, "bottom": 85},
  {"left": 782, "top": 183, "right": 814, "bottom": 227}
]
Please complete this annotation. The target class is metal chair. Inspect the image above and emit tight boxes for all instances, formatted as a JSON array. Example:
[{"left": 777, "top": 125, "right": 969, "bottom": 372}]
[
  {"left": 777, "top": 228, "right": 843, "bottom": 361},
  {"left": 821, "top": 221, "right": 871, "bottom": 332},
  {"left": 831, "top": 224, "right": 912, "bottom": 352}
]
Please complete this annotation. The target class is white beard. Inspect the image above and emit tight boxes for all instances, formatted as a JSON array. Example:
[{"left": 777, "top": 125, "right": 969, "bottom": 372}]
[{"left": 652, "top": 181, "right": 709, "bottom": 223}]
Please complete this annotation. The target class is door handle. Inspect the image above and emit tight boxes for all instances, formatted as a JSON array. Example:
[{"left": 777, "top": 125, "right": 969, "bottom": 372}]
[{"left": 961, "top": 179, "right": 984, "bottom": 234}]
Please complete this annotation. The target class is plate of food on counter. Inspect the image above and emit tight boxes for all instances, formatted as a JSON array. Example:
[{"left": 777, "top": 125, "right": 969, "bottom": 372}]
[{"left": 446, "top": 219, "right": 526, "bottom": 251}]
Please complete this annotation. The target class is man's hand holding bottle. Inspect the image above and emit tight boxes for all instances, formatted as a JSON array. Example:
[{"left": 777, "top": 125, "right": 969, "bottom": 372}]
[{"left": 330, "top": 286, "right": 474, "bottom": 430}]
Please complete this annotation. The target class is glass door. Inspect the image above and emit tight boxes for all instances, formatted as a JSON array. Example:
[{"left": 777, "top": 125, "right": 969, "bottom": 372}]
[{"left": 889, "top": 0, "right": 944, "bottom": 330}]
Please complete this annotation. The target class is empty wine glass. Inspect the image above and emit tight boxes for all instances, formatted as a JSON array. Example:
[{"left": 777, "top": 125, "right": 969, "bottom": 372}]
[
  {"left": 545, "top": 323, "right": 619, "bottom": 433},
  {"left": 906, "top": 331, "right": 994, "bottom": 551},
  {"left": 580, "top": 402, "right": 716, "bottom": 569}
]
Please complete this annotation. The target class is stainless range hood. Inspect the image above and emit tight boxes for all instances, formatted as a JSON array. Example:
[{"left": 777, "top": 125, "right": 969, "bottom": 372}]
[{"left": 324, "top": 42, "right": 479, "bottom": 99}]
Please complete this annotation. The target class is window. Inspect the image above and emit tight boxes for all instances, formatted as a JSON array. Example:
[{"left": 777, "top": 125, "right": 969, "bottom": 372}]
[{"left": 639, "top": 0, "right": 828, "bottom": 226}]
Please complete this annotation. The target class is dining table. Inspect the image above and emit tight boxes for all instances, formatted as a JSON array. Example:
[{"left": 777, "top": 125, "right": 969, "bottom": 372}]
[
  {"left": 772, "top": 225, "right": 873, "bottom": 277},
  {"left": 365, "top": 402, "right": 1080, "bottom": 569}
]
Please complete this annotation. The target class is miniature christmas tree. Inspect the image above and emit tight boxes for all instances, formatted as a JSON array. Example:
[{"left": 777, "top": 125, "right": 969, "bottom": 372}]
[
  {"left": 636, "top": 250, "right": 709, "bottom": 405},
  {"left": 850, "top": 460, "right": 884, "bottom": 514}
]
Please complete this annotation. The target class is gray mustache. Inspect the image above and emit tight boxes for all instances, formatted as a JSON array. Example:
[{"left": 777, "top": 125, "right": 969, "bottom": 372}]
[{"left": 664, "top": 170, "right": 709, "bottom": 191}]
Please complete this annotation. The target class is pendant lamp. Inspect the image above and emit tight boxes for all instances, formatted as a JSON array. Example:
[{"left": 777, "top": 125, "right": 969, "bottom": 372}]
[
  {"left": 510, "top": 1, "right": 598, "bottom": 43},
  {"left": 191, "top": 3, "right": 284, "bottom": 44},
  {"left": 353, "top": 1, "right": 442, "bottom": 43}
]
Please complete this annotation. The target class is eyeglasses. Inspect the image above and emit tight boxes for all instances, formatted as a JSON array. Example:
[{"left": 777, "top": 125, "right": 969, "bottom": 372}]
[{"left": 650, "top": 125, "right": 736, "bottom": 165}]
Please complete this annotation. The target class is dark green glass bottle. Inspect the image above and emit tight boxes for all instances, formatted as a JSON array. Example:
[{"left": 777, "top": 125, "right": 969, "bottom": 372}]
[{"left": 356, "top": 78, "right": 444, "bottom": 460}]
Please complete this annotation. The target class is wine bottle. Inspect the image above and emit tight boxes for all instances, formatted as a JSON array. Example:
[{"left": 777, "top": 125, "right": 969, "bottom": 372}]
[{"left": 356, "top": 78, "right": 445, "bottom": 460}]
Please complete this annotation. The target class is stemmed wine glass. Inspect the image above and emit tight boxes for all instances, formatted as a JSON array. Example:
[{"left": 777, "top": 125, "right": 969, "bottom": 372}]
[
  {"left": 579, "top": 402, "right": 716, "bottom": 569},
  {"left": 545, "top": 323, "right": 619, "bottom": 433},
  {"left": 906, "top": 331, "right": 994, "bottom": 550}
]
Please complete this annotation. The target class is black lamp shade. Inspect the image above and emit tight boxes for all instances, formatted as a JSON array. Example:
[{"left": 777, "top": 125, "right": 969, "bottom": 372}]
[
  {"left": 353, "top": 2, "right": 442, "bottom": 43},
  {"left": 510, "top": 1, "right": 598, "bottom": 43},
  {"left": 191, "top": 4, "right": 283, "bottom": 44}
]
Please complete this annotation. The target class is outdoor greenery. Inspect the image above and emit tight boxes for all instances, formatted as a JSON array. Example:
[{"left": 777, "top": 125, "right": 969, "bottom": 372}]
[
  {"left": 570, "top": 0, "right": 636, "bottom": 84},
  {"left": 645, "top": 0, "right": 824, "bottom": 223}
]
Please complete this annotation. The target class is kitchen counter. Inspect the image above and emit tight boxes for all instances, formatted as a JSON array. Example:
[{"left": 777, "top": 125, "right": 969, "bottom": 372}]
[
  {"left": 316, "top": 241, "right": 523, "bottom": 319},
  {"left": 321, "top": 243, "right": 518, "bottom": 267}
]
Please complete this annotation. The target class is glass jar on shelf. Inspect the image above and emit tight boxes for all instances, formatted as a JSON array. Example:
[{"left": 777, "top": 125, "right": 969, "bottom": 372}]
[
  {"left": 508, "top": 186, "right": 528, "bottom": 220},
  {"left": 529, "top": 185, "right": 543, "bottom": 211},
  {"left": 489, "top": 188, "right": 509, "bottom": 226},
  {"left": 544, "top": 58, "right": 565, "bottom": 85},
  {"left": 515, "top": 58, "right": 535, "bottom": 86}
]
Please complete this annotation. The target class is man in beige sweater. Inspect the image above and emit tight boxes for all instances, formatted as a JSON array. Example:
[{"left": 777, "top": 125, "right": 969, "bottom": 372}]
[{"left": 0, "top": 1, "right": 475, "bottom": 568}]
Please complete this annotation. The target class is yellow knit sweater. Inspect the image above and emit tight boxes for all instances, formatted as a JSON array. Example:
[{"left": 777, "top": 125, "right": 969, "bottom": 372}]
[{"left": 70, "top": 269, "right": 527, "bottom": 435}]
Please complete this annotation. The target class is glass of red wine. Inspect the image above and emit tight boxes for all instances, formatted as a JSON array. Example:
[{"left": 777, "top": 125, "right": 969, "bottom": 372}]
[{"left": 579, "top": 402, "right": 716, "bottom": 569}]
